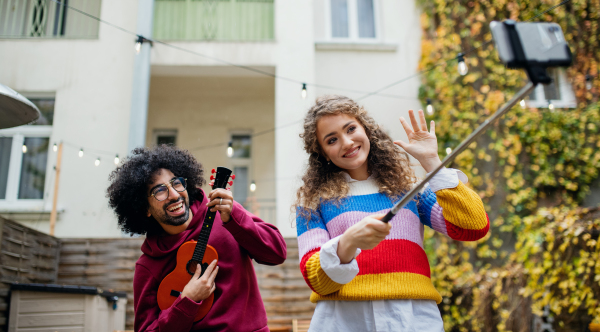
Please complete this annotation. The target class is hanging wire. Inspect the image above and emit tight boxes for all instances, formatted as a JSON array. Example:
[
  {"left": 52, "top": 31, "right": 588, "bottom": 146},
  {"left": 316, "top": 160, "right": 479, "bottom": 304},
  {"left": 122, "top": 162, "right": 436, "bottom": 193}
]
[{"left": 46, "top": 0, "right": 573, "bottom": 156}]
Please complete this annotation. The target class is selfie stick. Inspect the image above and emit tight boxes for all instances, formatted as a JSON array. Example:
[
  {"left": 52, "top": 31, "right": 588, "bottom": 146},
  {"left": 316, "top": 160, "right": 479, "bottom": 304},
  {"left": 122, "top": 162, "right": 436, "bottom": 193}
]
[
  {"left": 380, "top": 18, "right": 575, "bottom": 223},
  {"left": 379, "top": 81, "right": 535, "bottom": 223}
]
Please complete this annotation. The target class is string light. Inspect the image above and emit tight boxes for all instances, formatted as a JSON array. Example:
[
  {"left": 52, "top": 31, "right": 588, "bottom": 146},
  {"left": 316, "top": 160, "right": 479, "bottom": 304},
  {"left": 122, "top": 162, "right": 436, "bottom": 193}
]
[
  {"left": 135, "top": 35, "right": 143, "bottom": 54},
  {"left": 95, "top": 157, "right": 100, "bottom": 166},
  {"left": 457, "top": 53, "right": 468, "bottom": 76},
  {"left": 38, "top": 0, "right": 574, "bottom": 166},
  {"left": 426, "top": 98, "right": 434, "bottom": 115},
  {"left": 53, "top": 143, "right": 58, "bottom": 152},
  {"left": 227, "top": 141, "right": 233, "bottom": 157},
  {"left": 586, "top": 74, "right": 593, "bottom": 91},
  {"left": 22, "top": 144, "right": 27, "bottom": 153},
  {"left": 250, "top": 181, "right": 256, "bottom": 192},
  {"left": 548, "top": 100, "right": 555, "bottom": 110},
  {"left": 114, "top": 154, "right": 120, "bottom": 165},
  {"left": 520, "top": 99, "right": 526, "bottom": 108},
  {"left": 446, "top": 147, "right": 452, "bottom": 154}
]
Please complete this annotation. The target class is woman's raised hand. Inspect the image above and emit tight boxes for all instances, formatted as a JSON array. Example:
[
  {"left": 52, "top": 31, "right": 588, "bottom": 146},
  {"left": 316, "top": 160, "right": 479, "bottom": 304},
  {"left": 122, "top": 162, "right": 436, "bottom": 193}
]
[{"left": 394, "top": 109, "right": 442, "bottom": 173}]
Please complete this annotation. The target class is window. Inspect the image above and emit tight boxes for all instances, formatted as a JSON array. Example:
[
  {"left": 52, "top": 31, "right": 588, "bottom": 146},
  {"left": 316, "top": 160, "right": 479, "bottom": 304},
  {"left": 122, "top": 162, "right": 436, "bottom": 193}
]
[
  {"left": 329, "top": 0, "right": 377, "bottom": 40},
  {"left": 0, "top": 96, "right": 54, "bottom": 208},
  {"left": 526, "top": 68, "right": 576, "bottom": 109},
  {"left": 0, "top": 0, "right": 101, "bottom": 39},
  {"left": 229, "top": 134, "right": 252, "bottom": 207},
  {"left": 153, "top": 129, "right": 177, "bottom": 146}
]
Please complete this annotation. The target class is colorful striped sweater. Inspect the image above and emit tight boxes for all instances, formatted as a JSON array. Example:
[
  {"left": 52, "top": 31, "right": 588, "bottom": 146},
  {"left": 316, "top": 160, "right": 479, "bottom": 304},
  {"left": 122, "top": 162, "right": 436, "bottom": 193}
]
[{"left": 296, "top": 169, "right": 489, "bottom": 304}]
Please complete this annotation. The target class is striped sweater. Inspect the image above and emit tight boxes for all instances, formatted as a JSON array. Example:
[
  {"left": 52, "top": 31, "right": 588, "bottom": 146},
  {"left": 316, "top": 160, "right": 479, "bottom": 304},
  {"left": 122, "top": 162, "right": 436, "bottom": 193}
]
[{"left": 296, "top": 169, "right": 489, "bottom": 304}]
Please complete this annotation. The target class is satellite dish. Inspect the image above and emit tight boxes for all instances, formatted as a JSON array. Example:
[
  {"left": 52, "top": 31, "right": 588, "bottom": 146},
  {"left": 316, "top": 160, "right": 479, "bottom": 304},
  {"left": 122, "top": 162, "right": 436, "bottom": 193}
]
[{"left": 0, "top": 83, "right": 41, "bottom": 129}]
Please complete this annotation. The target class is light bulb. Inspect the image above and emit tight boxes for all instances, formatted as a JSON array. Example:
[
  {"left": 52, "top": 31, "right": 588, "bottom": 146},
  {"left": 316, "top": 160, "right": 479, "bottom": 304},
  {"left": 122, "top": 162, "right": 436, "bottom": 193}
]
[
  {"left": 250, "top": 181, "right": 256, "bottom": 192},
  {"left": 22, "top": 144, "right": 27, "bottom": 153},
  {"left": 586, "top": 74, "right": 593, "bottom": 90},
  {"left": 114, "top": 154, "right": 120, "bottom": 165},
  {"left": 457, "top": 53, "right": 468, "bottom": 76},
  {"left": 79, "top": 148, "right": 84, "bottom": 158},
  {"left": 135, "top": 35, "right": 144, "bottom": 54},
  {"left": 301, "top": 83, "right": 307, "bottom": 99},
  {"left": 95, "top": 158, "right": 100, "bottom": 166},
  {"left": 446, "top": 147, "right": 452, "bottom": 155},
  {"left": 227, "top": 142, "right": 233, "bottom": 158},
  {"left": 548, "top": 100, "right": 554, "bottom": 110},
  {"left": 53, "top": 143, "right": 57, "bottom": 152},
  {"left": 520, "top": 99, "right": 526, "bottom": 108},
  {"left": 426, "top": 98, "right": 434, "bottom": 115}
]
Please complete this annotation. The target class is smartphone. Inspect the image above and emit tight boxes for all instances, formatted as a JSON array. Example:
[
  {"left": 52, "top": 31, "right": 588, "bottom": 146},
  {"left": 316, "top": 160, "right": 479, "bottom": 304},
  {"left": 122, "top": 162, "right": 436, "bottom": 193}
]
[{"left": 490, "top": 20, "right": 572, "bottom": 68}]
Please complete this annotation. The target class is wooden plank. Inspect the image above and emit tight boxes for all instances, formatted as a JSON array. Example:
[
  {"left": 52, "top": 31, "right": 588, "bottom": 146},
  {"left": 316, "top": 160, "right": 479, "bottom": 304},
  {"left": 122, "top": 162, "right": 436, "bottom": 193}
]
[
  {"left": 17, "top": 313, "right": 84, "bottom": 328},
  {"left": 17, "top": 299, "right": 84, "bottom": 313},
  {"left": 18, "top": 292, "right": 83, "bottom": 300},
  {"left": 12, "top": 328, "right": 83, "bottom": 332}
]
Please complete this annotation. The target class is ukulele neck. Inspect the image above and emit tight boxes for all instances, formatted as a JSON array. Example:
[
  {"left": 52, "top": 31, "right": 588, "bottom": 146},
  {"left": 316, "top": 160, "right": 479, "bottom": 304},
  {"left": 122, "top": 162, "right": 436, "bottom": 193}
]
[{"left": 192, "top": 209, "right": 216, "bottom": 263}]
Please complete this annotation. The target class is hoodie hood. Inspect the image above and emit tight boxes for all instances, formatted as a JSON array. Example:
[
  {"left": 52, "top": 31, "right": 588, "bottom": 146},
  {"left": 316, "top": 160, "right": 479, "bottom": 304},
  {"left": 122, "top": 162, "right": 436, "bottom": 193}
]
[{"left": 140, "top": 191, "right": 206, "bottom": 258}]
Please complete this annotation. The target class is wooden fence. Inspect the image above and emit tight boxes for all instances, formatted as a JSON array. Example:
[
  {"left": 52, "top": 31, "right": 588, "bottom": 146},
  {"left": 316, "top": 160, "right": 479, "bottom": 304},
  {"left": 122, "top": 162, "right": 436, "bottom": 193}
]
[
  {"left": 57, "top": 237, "right": 144, "bottom": 331},
  {"left": 0, "top": 215, "right": 313, "bottom": 331},
  {"left": 57, "top": 237, "right": 314, "bottom": 331},
  {"left": 0, "top": 217, "right": 61, "bottom": 331}
]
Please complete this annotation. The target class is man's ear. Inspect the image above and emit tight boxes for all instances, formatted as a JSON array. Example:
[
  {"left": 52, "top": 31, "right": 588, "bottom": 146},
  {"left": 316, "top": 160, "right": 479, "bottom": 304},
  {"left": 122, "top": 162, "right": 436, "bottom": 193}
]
[{"left": 147, "top": 209, "right": 152, "bottom": 218}]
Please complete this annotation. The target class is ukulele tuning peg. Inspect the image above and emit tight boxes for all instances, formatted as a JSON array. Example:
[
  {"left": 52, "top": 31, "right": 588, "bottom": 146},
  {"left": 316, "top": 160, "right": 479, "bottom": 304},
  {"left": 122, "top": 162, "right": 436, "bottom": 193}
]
[
  {"left": 228, "top": 181, "right": 233, "bottom": 186},
  {"left": 211, "top": 168, "right": 216, "bottom": 174},
  {"left": 210, "top": 175, "right": 215, "bottom": 180},
  {"left": 231, "top": 174, "right": 236, "bottom": 180}
]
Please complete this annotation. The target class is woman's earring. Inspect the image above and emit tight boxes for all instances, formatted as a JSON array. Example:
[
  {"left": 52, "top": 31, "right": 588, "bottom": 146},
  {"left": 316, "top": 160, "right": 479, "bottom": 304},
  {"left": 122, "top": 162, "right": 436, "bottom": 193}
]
[{"left": 327, "top": 160, "right": 331, "bottom": 166}]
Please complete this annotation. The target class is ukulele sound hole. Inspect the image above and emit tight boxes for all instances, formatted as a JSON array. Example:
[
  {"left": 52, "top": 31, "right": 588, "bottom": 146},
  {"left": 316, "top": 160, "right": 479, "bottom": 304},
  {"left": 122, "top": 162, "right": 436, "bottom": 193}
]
[{"left": 186, "top": 260, "right": 209, "bottom": 277}]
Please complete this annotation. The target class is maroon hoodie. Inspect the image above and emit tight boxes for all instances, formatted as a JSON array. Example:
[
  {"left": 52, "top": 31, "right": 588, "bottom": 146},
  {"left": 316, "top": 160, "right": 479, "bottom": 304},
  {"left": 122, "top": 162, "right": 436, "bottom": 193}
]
[{"left": 133, "top": 191, "right": 287, "bottom": 332}]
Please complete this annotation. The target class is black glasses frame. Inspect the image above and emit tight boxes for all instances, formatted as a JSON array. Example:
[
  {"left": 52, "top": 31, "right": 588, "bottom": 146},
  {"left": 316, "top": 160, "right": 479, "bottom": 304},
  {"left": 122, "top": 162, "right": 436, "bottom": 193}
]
[{"left": 148, "top": 177, "right": 187, "bottom": 201}]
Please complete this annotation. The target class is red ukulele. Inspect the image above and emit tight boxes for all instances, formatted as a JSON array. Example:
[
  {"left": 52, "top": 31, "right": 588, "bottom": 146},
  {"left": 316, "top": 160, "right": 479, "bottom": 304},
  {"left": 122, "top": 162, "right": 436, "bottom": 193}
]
[{"left": 157, "top": 166, "right": 234, "bottom": 321}]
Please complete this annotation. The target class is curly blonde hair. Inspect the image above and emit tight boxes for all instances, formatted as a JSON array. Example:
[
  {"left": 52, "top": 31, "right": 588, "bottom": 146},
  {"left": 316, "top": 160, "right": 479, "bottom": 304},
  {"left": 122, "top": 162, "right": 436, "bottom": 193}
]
[{"left": 295, "top": 95, "right": 416, "bottom": 214}]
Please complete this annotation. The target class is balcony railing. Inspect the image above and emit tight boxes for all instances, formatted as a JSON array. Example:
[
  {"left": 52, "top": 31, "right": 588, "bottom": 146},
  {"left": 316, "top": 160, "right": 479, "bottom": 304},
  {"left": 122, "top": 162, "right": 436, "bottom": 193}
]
[
  {"left": 153, "top": 0, "right": 274, "bottom": 41},
  {"left": 0, "top": 0, "right": 101, "bottom": 39}
]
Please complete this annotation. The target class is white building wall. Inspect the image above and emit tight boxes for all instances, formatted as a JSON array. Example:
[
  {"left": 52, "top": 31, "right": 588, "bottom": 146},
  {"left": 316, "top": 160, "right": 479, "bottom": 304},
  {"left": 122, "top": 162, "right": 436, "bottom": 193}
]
[
  {"left": 0, "top": 0, "right": 139, "bottom": 237},
  {"left": 0, "top": 0, "right": 424, "bottom": 239},
  {"left": 313, "top": 0, "right": 423, "bottom": 143},
  {"left": 273, "top": 1, "right": 317, "bottom": 238}
]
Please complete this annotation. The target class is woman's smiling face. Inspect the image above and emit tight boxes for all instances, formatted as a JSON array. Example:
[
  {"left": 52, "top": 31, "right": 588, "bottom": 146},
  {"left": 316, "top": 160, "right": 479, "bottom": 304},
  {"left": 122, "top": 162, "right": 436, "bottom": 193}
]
[{"left": 316, "top": 113, "right": 371, "bottom": 180}]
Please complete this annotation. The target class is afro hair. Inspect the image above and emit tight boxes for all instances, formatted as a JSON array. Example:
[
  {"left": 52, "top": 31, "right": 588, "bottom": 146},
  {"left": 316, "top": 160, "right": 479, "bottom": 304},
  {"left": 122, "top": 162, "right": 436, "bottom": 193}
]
[{"left": 106, "top": 145, "right": 206, "bottom": 235}]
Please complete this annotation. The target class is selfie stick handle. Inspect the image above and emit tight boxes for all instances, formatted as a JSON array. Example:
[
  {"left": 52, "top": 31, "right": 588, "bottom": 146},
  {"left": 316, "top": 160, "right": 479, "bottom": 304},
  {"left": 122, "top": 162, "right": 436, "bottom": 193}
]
[{"left": 380, "top": 81, "right": 536, "bottom": 223}]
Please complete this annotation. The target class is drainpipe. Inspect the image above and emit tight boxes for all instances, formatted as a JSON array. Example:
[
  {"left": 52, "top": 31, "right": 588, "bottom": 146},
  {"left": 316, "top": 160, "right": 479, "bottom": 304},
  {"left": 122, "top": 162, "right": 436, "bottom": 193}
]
[{"left": 128, "top": 0, "right": 155, "bottom": 153}]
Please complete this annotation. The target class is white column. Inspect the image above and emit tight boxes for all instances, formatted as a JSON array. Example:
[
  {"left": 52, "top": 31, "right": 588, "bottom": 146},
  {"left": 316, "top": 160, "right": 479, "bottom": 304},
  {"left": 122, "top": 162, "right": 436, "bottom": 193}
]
[
  {"left": 128, "top": 0, "right": 155, "bottom": 153},
  {"left": 274, "top": 1, "right": 316, "bottom": 238}
]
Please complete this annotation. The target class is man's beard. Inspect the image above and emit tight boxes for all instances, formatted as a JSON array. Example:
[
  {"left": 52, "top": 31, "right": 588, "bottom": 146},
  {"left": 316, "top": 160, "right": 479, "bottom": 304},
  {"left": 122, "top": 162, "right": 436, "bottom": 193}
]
[{"left": 157, "top": 198, "right": 190, "bottom": 227}]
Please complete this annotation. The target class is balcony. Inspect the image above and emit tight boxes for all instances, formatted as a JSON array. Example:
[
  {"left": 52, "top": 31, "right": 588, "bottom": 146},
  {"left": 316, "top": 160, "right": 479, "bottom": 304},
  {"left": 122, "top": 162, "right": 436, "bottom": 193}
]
[
  {"left": 0, "top": 0, "right": 101, "bottom": 39},
  {"left": 153, "top": 0, "right": 274, "bottom": 41}
]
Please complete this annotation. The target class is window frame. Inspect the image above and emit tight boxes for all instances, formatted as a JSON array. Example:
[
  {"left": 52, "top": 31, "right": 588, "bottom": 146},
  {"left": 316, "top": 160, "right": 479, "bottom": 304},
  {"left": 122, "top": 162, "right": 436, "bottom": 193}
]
[
  {"left": 0, "top": 93, "right": 55, "bottom": 211},
  {"left": 153, "top": 129, "right": 178, "bottom": 146},
  {"left": 228, "top": 131, "right": 253, "bottom": 208},
  {"left": 0, "top": 125, "right": 53, "bottom": 211},
  {"left": 526, "top": 68, "right": 577, "bottom": 109},
  {"left": 325, "top": 0, "right": 381, "bottom": 43}
]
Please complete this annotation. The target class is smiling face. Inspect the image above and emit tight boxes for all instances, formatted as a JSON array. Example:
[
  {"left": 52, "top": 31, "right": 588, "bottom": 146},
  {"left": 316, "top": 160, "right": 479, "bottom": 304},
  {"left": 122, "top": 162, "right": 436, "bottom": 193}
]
[
  {"left": 146, "top": 168, "right": 192, "bottom": 230},
  {"left": 316, "top": 113, "right": 371, "bottom": 180}
]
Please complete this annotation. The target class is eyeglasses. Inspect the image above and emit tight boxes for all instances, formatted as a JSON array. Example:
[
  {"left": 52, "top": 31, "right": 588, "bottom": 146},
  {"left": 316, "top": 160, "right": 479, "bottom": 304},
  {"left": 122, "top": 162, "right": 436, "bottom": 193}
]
[{"left": 148, "top": 177, "right": 187, "bottom": 201}]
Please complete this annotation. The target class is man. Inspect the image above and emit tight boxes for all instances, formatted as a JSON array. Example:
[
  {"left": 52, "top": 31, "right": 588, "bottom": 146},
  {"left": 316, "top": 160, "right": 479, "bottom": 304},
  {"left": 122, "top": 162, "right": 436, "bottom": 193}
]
[{"left": 107, "top": 145, "right": 287, "bottom": 331}]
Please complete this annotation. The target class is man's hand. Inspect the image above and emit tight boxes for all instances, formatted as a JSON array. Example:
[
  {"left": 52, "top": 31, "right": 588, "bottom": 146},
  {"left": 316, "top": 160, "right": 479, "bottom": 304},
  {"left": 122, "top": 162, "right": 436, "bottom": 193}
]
[
  {"left": 207, "top": 188, "right": 234, "bottom": 223},
  {"left": 337, "top": 214, "right": 391, "bottom": 264},
  {"left": 181, "top": 260, "right": 218, "bottom": 303}
]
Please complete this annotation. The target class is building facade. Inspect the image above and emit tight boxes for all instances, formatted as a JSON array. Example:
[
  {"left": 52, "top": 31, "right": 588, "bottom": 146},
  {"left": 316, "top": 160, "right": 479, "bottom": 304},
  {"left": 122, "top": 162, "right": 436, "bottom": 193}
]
[{"left": 0, "top": 0, "right": 424, "bottom": 238}]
